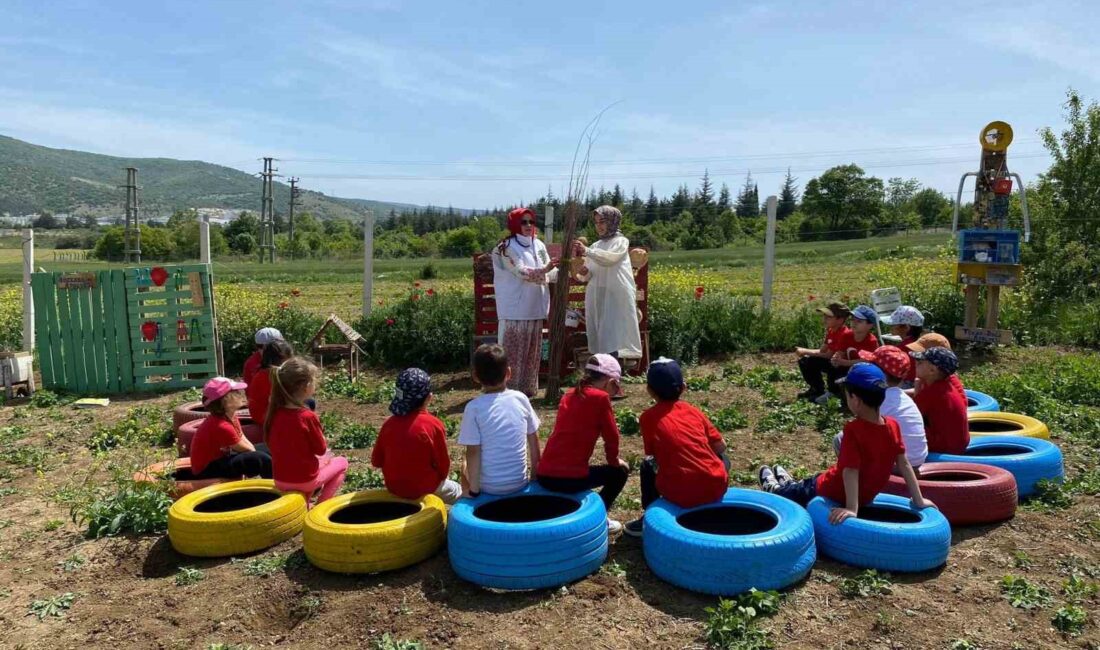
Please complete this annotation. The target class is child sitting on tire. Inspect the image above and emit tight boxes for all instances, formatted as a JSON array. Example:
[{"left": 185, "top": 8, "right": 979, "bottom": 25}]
[
  {"left": 842, "top": 346, "right": 927, "bottom": 472},
  {"left": 910, "top": 347, "right": 970, "bottom": 455},
  {"left": 623, "top": 357, "right": 730, "bottom": 538},
  {"left": 265, "top": 357, "right": 348, "bottom": 507},
  {"left": 904, "top": 333, "right": 966, "bottom": 402},
  {"left": 537, "top": 353, "right": 631, "bottom": 535},
  {"left": 829, "top": 305, "right": 880, "bottom": 371},
  {"left": 372, "top": 368, "right": 462, "bottom": 505},
  {"left": 882, "top": 305, "right": 924, "bottom": 348},
  {"left": 243, "top": 327, "right": 282, "bottom": 384},
  {"left": 247, "top": 339, "right": 293, "bottom": 429},
  {"left": 190, "top": 377, "right": 273, "bottom": 480},
  {"left": 760, "top": 363, "right": 935, "bottom": 524},
  {"left": 795, "top": 302, "right": 852, "bottom": 405},
  {"left": 458, "top": 344, "right": 542, "bottom": 498}
]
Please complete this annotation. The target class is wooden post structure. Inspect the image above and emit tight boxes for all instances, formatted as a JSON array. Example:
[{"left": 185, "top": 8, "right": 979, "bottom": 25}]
[
  {"left": 544, "top": 200, "right": 581, "bottom": 401},
  {"left": 22, "top": 229, "right": 34, "bottom": 350},
  {"left": 762, "top": 196, "right": 777, "bottom": 312},
  {"left": 362, "top": 210, "right": 375, "bottom": 318},
  {"left": 199, "top": 216, "right": 211, "bottom": 264}
]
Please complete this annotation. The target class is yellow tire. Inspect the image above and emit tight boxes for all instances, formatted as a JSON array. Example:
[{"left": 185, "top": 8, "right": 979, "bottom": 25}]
[
  {"left": 303, "top": 489, "right": 446, "bottom": 574},
  {"left": 968, "top": 411, "right": 1050, "bottom": 439},
  {"left": 168, "top": 479, "right": 307, "bottom": 557}
]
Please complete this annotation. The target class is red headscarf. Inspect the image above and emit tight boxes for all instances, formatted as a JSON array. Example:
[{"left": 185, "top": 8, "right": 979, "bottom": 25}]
[{"left": 507, "top": 207, "right": 537, "bottom": 236}]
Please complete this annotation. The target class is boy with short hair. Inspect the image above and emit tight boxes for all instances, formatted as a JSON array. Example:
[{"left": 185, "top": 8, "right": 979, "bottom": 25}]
[
  {"left": 795, "top": 302, "right": 853, "bottom": 405},
  {"left": 243, "top": 327, "right": 283, "bottom": 384},
  {"left": 910, "top": 348, "right": 970, "bottom": 454},
  {"left": 458, "top": 344, "right": 541, "bottom": 497},
  {"left": 844, "top": 346, "right": 928, "bottom": 470},
  {"left": 830, "top": 305, "right": 880, "bottom": 369},
  {"left": 371, "top": 368, "right": 462, "bottom": 505},
  {"left": 760, "top": 363, "right": 934, "bottom": 524},
  {"left": 624, "top": 358, "right": 730, "bottom": 538},
  {"left": 905, "top": 333, "right": 966, "bottom": 402}
]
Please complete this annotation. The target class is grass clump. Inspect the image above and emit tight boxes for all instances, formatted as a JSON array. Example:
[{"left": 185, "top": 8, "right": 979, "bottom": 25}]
[
  {"left": 70, "top": 476, "right": 172, "bottom": 538},
  {"left": 1052, "top": 605, "right": 1087, "bottom": 636},
  {"left": 838, "top": 569, "right": 893, "bottom": 598},
  {"left": 373, "top": 633, "right": 423, "bottom": 650},
  {"left": 28, "top": 592, "right": 75, "bottom": 620},
  {"left": 1000, "top": 575, "right": 1054, "bottom": 609},
  {"left": 88, "top": 406, "right": 171, "bottom": 452},
  {"left": 342, "top": 466, "right": 385, "bottom": 493},
  {"left": 175, "top": 566, "right": 205, "bottom": 586},
  {"left": 615, "top": 408, "right": 641, "bottom": 436},
  {"left": 703, "top": 588, "right": 782, "bottom": 650},
  {"left": 320, "top": 412, "right": 378, "bottom": 449}
]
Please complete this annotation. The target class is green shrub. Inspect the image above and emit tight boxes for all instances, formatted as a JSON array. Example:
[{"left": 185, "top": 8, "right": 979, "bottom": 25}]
[
  {"left": 28, "top": 593, "right": 75, "bottom": 620},
  {"left": 703, "top": 588, "right": 782, "bottom": 650},
  {"left": 373, "top": 633, "right": 423, "bottom": 650},
  {"left": 319, "top": 412, "right": 378, "bottom": 449},
  {"left": 616, "top": 408, "right": 641, "bottom": 436},
  {"left": 838, "top": 569, "right": 893, "bottom": 598},
  {"left": 70, "top": 482, "right": 172, "bottom": 538},
  {"left": 342, "top": 467, "right": 385, "bottom": 493},
  {"left": 1000, "top": 575, "right": 1054, "bottom": 609},
  {"left": 705, "top": 405, "right": 749, "bottom": 431},
  {"left": 88, "top": 406, "right": 171, "bottom": 452},
  {"left": 1052, "top": 605, "right": 1087, "bottom": 636},
  {"left": 356, "top": 288, "right": 473, "bottom": 369},
  {"left": 175, "top": 566, "right": 205, "bottom": 586}
]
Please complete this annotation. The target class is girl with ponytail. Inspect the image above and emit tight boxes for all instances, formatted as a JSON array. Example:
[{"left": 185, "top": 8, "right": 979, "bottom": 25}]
[{"left": 264, "top": 357, "right": 347, "bottom": 506}]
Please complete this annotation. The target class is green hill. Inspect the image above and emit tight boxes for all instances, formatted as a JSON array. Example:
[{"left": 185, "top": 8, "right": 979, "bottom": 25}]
[{"left": 0, "top": 134, "right": 427, "bottom": 219}]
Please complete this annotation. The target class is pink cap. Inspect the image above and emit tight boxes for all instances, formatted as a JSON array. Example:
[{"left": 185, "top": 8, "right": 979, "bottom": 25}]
[
  {"left": 584, "top": 353, "right": 622, "bottom": 382},
  {"left": 202, "top": 376, "right": 247, "bottom": 406}
]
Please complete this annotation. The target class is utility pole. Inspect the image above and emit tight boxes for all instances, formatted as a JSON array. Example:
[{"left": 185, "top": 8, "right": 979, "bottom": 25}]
[
  {"left": 288, "top": 177, "right": 300, "bottom": 259},
  {"left": 122, "top": 167, "right": 141, "bottom": 262},
  {"left": 258, "top": 157, "right": 278, "bottom": 263}
]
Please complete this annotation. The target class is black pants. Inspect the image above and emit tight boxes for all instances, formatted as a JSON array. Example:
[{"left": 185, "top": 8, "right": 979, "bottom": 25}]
[
  {"left": 772, "top": 473, "right": 820, "bottom": 506},
  {"left": 538, "top": 464, "right": 630, "bottom": 512},
  {"left": 798, "top": 356, "right": 847, "bottom": 396},
  {"left": 195, "top": 443, "right": 273, "bottom": 479},
  {"left": 640, "top": 457, "right": 661, "bottom": 509}
]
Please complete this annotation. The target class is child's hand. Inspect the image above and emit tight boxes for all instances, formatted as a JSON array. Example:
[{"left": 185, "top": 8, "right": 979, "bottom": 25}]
[
  {"left": 911, "top": 496, "right": 936, "bottom": 511},
  {"left": 828, "top": 507, "right": 857, "bottom": 525}
]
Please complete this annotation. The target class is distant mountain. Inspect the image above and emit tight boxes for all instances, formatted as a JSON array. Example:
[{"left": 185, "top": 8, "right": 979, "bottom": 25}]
[{"left": 0, "top": 134, "right": 456, "bottom": 220}]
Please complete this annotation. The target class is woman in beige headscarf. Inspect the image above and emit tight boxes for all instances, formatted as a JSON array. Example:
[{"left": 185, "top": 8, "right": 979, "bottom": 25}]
[{"left": 573, "top": 205, "right": 642, "bottom": 374}]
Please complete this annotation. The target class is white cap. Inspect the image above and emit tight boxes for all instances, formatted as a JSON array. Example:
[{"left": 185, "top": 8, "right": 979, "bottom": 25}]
[{"left": 255, "top": 327, "right": 284, "bottom": 345}]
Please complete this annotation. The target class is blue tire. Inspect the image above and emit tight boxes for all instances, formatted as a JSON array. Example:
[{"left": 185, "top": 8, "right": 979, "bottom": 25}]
[
  {"left": 808, "top": 493, "right": 950, "bottom": 572},
  {"left": 965, "top": 389, "right": 1000, "bottom": 412},
  {"left": 643, "top": 488, "right": 816, "bottom": 595},
  {"left": 926, "top": 435, "right": 1064, "bottom": 498},
  {"left": 447, "top": 483, "right": 608, "bottom": 590}
]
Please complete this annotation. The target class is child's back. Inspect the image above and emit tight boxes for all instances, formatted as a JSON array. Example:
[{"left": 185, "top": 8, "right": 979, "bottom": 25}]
[
  {"left": 267, "top": 406, "right": 327, "bottom": 484},
  {"left": 373, "top": 410, "right": 450, "bottom": 500},
  {"left": 817, "top": 415, "right": 905, "bottom": 506},
  {"left": 458, "top": 388, "right": 540, "bottom": 495},
  {"left": 640, "top": 400, "right": 727, "bottom": 508}
]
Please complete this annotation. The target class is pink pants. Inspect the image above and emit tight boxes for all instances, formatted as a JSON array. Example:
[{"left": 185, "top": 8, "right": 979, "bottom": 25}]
[{"left": 275, "top": 455, "right": 348, "bottom": 507}]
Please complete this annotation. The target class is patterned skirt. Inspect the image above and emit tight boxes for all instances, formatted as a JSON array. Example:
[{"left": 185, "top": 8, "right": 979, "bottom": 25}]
[{"left": 498, "top": 319, "right": 542, "bottom": 397}]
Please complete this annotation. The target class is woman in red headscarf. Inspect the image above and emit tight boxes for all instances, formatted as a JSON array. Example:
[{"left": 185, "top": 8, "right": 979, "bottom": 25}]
[{"left": 491, "top": 207, "right": 558, "bottom": 396}]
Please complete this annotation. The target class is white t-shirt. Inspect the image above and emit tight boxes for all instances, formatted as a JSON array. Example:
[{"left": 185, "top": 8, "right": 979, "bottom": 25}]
[
  {"left": 491, "top": 236, "right": 554, "bottom": 321},
  {"left": 458, "top": 389, "right": 541, "bottom": 495},
  {"left": 883, "top": 386, "right": 927, "bottom": 467}
]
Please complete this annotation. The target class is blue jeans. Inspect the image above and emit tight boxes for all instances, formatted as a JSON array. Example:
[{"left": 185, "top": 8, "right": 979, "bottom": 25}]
[{"left": 772, "top": 473, "right": 820, "bottom": 506}]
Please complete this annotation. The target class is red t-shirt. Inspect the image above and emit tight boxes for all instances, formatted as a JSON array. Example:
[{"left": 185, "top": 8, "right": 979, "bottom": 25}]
[
  {"left": 914, "top": 378, "right": 970, "bottom": 454},
  {"left": 640, "top": 400, "right": 727, "bottom": 508},
  {"left": 247, "top": 369, "right": 272, "bottom": 427},
  {"left": 825, "top": 326, "right": 852, "bottom": 353},
  {"left": 816, "top": 416, "right": 905, "bottom": 507},
  {"left": 371, "top": 410, "right": 451, "bottom": 499},
  {"left": 949, "top": 374, "right": 966, "bottom": 403},
  {"left": 267, "top": 407, "right": 328, "bottom": 483},
  {"left": 242, "top": 350, "right": 262, "bottom": 385},
  {"left": 538, "top": 386, "right": 620, "bottom": 479},
  {"left": 836, "top": 330, "right": 878, "bottom": 359},
  {"left": 190, "top": 414, "right": 243, "bottom": 475}
]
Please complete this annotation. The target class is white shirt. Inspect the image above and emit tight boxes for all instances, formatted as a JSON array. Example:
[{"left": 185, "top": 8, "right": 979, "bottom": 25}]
[
  {"left": 883, "top": 386, "right": 928, "bottom": 467},
  {"left": 458, "top": 389, "right": 541, "bottom": 495},
  {"left": 491, "top": 236, "right": 556, "bottom": 321},
  {"left": 582, "top": 234, "right": 642, "bottom": 358}
]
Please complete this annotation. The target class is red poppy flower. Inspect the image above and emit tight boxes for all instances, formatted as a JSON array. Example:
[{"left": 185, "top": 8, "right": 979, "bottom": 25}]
[
  {"left": 386, "top": 318, "right": 395, "bottom": 326},
  {"left": 808, "top": 294, "right": 816, "bottom": 301},
  {"left": 694, "top": 286, "right": 705, "bottom": 300},
  {"left": 278, "top": 301, "right": 289, "bottom": 309},
  {"left": 377, "top": 300, "right": 384, "bottom": 306},
  {"left": 414, "top": 281, "right": 421, "bottom": 288},
  {"left": 291, "top": 288, "right": 301, "bottom": 297},
  {"left": 426, "top": 288, "right": 435, "bottom": 296},
  {"left": 411, "top": 294, "right": 420, "bottom": 301}
]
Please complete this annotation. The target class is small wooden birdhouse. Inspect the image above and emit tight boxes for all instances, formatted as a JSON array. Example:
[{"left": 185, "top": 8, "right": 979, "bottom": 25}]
[{"left": 310, "top": 314, "right": 365, "bottom": 380}]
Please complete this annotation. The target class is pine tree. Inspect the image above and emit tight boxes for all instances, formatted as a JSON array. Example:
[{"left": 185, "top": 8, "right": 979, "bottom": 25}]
[
  {"left": 735, "top": 172, "right": 759, "bottom": 218},
  {"left": 717, "top": 183, "right": 731, "bottom": 211},
  {"left": 644, "top": 186, "right": 659, "bottom": 224},
  {"left": 695, "top": 170, "right": 715, "bottom": 208},
  {"left": 778, "top": 168, "right": 799, "bottom": 220}
]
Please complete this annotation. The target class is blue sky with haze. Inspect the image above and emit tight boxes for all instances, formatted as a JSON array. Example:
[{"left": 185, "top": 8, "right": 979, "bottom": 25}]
[{"left": 2, "top": 0, "right": 1097, "bottom": 209}]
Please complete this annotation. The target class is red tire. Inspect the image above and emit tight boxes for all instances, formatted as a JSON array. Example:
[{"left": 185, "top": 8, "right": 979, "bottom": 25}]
[
  {"left": 172, "top": 401, "right": 252, "bottom": 434},
  {"left": 176, "top": 416, "right": 262, "bottom": 457},
  {"left": 882, "top": 462, "right": 1017, "bottom": 526},
  {"left": 132, "top": 458, "right": 232, "bottom": 500}
]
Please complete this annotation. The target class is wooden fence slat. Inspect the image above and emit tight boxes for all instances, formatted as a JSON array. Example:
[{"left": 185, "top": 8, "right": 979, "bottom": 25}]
[
  {"left": 69, "top": 287, "right": 90, "bottom": 392},
  {"left": 55, "top": 284, "right": 76, "bottom": 390},
  {"left": 132, "top": 363, "right": 217, "bottom": 378},
  {"left": 30, "top": 275, "right": 56, "bottom": 387},
  {"left": 129, "top": 350, "right": 218, "bottom": 362},
  {"left": 42, "top": 276, "right": 64, "bottom": 389},
  {"left": 112, "top": 270, "right": 135, "bottom": 391},
  {"left": 99, "top": 271, "right": 120, "bottom": 393},
  {"left": 76, "top": 287, "right": 98, "bottom": 392},
  {"left": 89, "top": 280, "right": 108, "bottom": 393},
  {"left": 126, "top": 288, "right": 198, "bottom": 304}
]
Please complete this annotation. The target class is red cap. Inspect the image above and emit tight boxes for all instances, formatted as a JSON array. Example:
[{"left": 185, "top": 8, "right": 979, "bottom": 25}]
[{"left": 857, "top": 345, "right": 911, "bottom": 380}]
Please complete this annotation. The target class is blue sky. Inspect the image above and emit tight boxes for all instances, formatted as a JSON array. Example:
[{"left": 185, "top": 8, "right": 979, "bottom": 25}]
[{"left": 2, "top": 0, "right": 1097, "bottom": 209}]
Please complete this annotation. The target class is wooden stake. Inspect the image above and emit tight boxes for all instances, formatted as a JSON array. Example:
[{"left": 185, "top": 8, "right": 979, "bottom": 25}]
[{"left": 544, "top": 200, "right": 580, "bottom": 401}]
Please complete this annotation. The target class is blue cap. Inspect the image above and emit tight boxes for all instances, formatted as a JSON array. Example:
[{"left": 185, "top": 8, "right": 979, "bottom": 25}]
[
  {"left": 836, "top": 362, "right": 888, "bottom": 390},
  {"left": 910, "top": 347, "right": 959, "bottom": 375},
  {"left": 851, "top": 305, "right": 878, "bottom": 324},
  {"left": 647, "top": 357, "right": 684, "bottom": 400},
  {"left": 390, "top": 368, "right": 432, "bottom": 416}
]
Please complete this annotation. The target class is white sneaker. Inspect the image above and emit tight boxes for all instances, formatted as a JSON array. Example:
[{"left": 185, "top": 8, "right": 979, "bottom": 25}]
[{"left": 607, "top": 519, "right": 623, "bottom": 535}]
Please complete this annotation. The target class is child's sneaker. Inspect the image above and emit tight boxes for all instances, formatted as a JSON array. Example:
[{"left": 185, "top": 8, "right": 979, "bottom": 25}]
[
  {"left": 759, "top": 465, "right": 780, "bottom": 492},
  {"left": 623, "top": 518, "right": 644, "bottom": 538},
  {"left": 607, "top": 519, "right": 623, "bottom": 535},
  {"left": 774, "top": 465, "right": 794, "bottom": 486},
  {"left": 813, "top": 393, "right": 832, "bottom": 406},
  {"left": 797, "top": 389, "right": 822, "bottom": 402}
]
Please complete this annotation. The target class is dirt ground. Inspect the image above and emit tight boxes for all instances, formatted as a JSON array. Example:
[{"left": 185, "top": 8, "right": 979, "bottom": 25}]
[{"left": 0, "top": 350, "right": 1097, "bottom": 650}]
